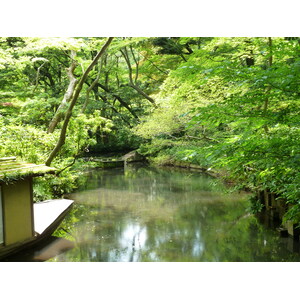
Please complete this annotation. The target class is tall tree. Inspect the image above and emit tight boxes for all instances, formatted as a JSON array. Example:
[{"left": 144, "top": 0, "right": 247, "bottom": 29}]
[{"left": 45, "top": 37, "right": 114, "bottom": 166}]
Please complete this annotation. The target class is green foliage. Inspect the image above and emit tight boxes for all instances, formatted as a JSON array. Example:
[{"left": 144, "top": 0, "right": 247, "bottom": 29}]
[
  {"left": 1, "top": 36, "right": 300, "bottom": 225},
  {"left": 134, "top": 37, "right": 300, "bottom": 224},
  {"left": 18, "top": 96, "right": 61, "bottom": 126},
  {"left": 0, "top": 120, "right": 57, "bottom": 163},
  {"left": 134, "top": 105, "right": 190, "bottom": 139},
  {"left": 249, "top": 195, "right": 264, "bottom": 213}
]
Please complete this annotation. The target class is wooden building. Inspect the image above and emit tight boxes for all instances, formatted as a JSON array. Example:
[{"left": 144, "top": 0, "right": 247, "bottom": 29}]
[{"left": 0, "top": 157, "right": 73, "bottom": 258}]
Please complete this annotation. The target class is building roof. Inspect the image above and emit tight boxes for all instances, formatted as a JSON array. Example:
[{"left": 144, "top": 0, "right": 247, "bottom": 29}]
[{"left": 0, "top": 157, "right": 56, "bottom": 182}]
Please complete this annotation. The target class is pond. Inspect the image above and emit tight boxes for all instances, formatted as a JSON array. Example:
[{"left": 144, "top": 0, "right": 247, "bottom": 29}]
[{"left": 5, "top": 164, "right": 300, "bottom": 261}]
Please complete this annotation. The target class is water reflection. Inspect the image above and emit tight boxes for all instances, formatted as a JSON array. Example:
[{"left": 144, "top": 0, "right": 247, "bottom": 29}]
[{"left": 46, "top": 164, "right": 300, "bottom": 262}]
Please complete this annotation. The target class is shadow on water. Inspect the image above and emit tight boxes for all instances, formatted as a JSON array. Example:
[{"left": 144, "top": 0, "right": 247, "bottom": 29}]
[
  {"left": 256, "top": 211, "right": 300, "bottom": 254},
  {"left": 6, "top": 163, "right": 300, "bottom": 262},
  {"left": 1, "top": 236, "right": 74, "bottom": 262}
]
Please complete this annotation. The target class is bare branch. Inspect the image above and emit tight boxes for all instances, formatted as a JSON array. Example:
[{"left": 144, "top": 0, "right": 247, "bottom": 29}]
[{"left": 33, "top": 60, "right": 48, "bottom": 92}]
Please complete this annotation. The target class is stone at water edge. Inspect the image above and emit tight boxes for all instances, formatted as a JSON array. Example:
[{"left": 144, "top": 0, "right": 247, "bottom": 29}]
[{"left": 122, "top": 150, "right": 145, "bottom": 162}]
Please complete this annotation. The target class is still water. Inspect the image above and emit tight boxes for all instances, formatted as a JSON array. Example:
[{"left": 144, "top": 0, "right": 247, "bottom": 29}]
[{"left": 6, "top": 164, "right": 300, "bottom": 262}]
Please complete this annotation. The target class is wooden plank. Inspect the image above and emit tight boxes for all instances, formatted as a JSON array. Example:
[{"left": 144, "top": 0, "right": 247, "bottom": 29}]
[{"left": 33, "top": 199, "right": 74, "bottom": 235}]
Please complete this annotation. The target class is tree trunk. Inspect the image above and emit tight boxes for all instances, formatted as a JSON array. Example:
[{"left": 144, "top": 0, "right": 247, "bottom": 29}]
[
  {"left": 129, "top": 83, "right": 157, "bottom": 107},
  {"left": 45, "top": 37, "right": 114, "bottom": 166},
  {"left": 268, "top": 37, "right": 273, "bottom": 67},
  {"left": 47, "top": 50, "right": 78, "bottom": 133},
  {"left": 33, "top": 60, "right": 48, "bottom": 92},
  {"left": 98, "top": 94, "right": 132, "bottom": 126},
  {"left": 81, "top": 58, "right": 103, "bottom": 113},
  {"left": 120, "top": 47, "right": 157, "bottom": 108},
  {"left": 96, "top": 82, "right": 139, "bottom": 119},
  {"left": 263, "top": 37, "right": 273, "bottom": 133}
]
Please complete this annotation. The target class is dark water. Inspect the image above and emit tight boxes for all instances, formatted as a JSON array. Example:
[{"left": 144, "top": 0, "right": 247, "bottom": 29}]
[{"left": 6, "top": 164, "right": 300, "bottom": 262}]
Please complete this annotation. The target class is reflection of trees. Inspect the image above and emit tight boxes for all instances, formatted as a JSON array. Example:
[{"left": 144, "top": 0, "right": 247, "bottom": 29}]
[
  {"left": 76, "top": 165, "right": 225, "bottom": 195},
  {"left": 51, "top": 167, "right": 300, "bottom": 262}
]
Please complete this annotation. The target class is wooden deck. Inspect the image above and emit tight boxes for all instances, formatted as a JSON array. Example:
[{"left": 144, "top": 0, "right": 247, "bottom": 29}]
[{"left": 34, "top": 199, "right": 74, "bottom": 235}]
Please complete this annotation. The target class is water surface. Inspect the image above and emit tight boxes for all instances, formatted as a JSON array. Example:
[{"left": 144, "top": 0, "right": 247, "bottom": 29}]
[
  {"left": 4, "top": 164, "right": 300, "bottom": 262},
  {"left": 47, "top": 164, "right": 300, "bottom": 262}
]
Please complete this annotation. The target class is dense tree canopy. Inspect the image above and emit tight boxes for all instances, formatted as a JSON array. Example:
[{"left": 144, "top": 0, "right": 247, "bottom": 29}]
[{"left": 1, "top": 37, "right": 299, "bottom": 223}]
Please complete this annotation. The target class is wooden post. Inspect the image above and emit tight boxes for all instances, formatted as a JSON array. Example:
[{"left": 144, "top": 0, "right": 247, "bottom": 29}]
[{"left": 264, "top": 190, "right": 271, "bottom": 209}]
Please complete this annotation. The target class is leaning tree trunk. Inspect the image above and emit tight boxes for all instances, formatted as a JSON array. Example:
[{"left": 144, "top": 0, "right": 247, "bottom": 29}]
[
  {"left": 96, "top": 82, "right": 139, "bottom": 119},
  {"left": 81, "top": 57, "right": 103, "bottom": 113},
  {"left": 45, "top": 37, "right": 114, "bottom": 166},
  {"left": 47, "top": 50, "right": 78, "bottom": 133},
  {"left": 129, "top": 83, "right": 157, "bottom": 107}
]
